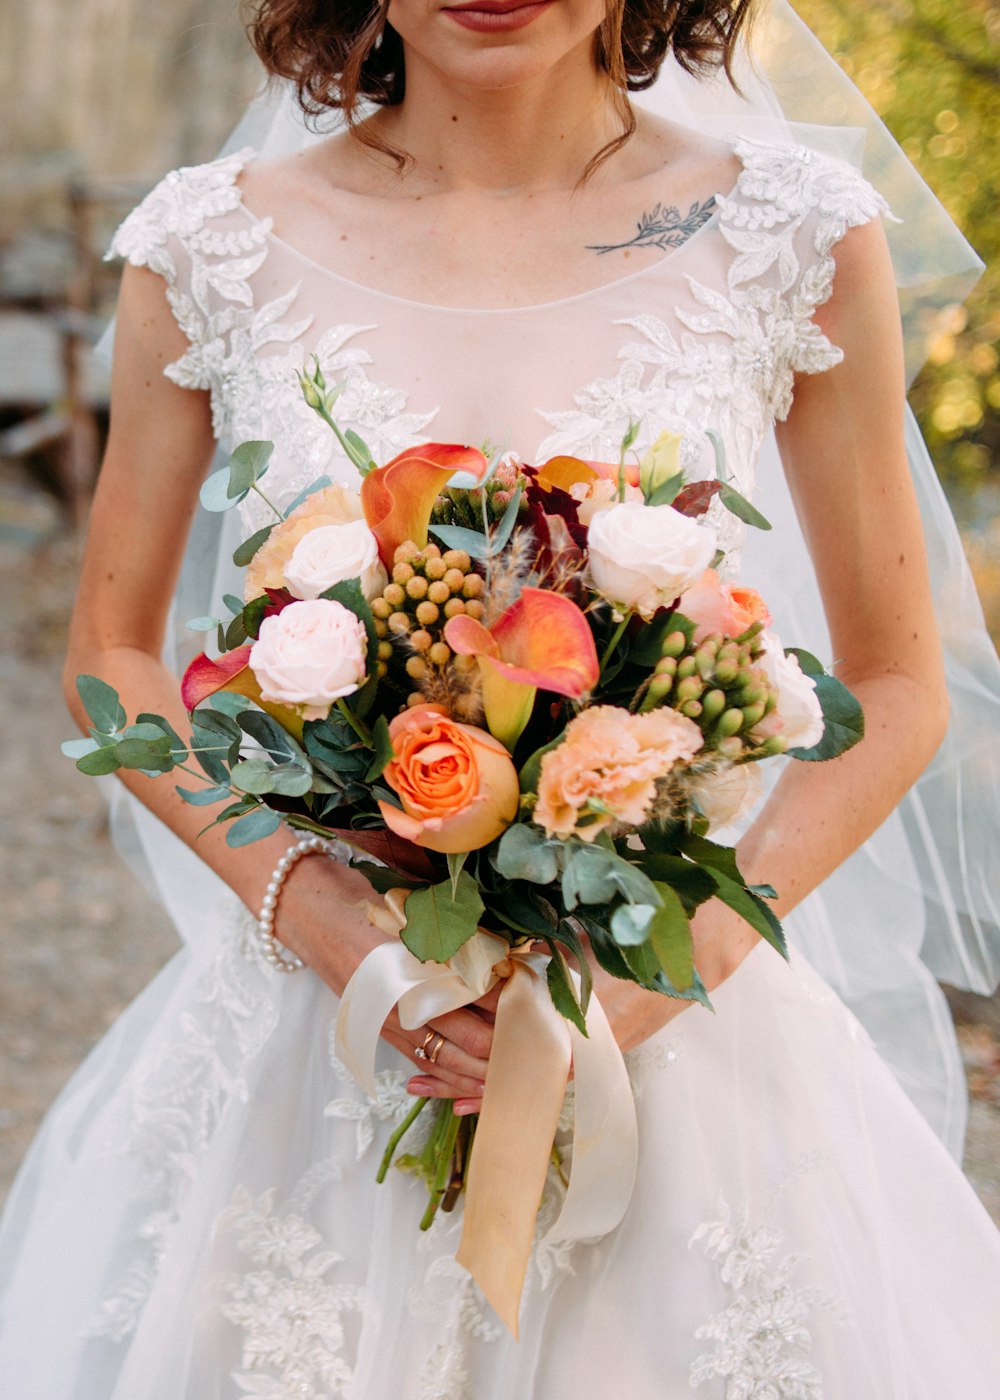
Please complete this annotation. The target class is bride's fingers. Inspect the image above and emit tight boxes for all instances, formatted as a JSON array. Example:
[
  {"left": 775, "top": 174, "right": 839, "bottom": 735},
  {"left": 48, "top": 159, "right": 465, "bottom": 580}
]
[{"left": 381, "top": 1028, "right": 487, "bottom": 1099}]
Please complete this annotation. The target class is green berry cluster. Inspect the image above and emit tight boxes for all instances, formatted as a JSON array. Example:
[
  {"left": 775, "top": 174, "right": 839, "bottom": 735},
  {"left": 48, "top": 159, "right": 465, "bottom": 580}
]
[
  {"left": 430, "top": 459, "right": 529, "bottom": 531},
  {"left": 371, "top": 541, "right": 485, "bottom": 695},
  {"left": 642, "top": 627, "right": 787, "bottom": 758}
]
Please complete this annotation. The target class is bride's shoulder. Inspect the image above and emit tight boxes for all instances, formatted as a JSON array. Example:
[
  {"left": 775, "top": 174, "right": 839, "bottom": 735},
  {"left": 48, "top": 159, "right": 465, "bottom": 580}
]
[{"left": 108, "top": 147, "right": 261, "bottom": 274}]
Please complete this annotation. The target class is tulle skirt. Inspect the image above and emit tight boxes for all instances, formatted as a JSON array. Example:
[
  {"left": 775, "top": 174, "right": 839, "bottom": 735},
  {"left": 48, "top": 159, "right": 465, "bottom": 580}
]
[{"left": 1, "top": 888, "right": 999, "bottom": 1399}]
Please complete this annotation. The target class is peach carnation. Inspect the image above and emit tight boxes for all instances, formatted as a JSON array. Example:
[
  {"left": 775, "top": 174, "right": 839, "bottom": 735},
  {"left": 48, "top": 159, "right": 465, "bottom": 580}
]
[
  {"left": 534, "top": 704, "right": 704, "bottom": 841},
  {"left": 243, "top": 484, "right": 365, "bottom": 600}
]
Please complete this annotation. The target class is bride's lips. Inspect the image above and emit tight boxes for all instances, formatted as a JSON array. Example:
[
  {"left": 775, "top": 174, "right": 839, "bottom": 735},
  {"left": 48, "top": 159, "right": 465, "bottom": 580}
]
[{"left": 442, "top": 0, "right": 555, "bottom": 32}]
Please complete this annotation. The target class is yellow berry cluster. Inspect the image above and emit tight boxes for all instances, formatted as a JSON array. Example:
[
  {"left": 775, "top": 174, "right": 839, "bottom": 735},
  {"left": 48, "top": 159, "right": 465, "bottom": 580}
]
[{"left": 371, "top": 541, "right": 486, "bottom": 685}]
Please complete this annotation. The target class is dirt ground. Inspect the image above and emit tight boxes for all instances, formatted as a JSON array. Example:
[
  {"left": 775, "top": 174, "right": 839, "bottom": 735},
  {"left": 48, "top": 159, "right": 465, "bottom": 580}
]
[{"left": 1, "top": 459, "right": 998, "bottom": 1227}]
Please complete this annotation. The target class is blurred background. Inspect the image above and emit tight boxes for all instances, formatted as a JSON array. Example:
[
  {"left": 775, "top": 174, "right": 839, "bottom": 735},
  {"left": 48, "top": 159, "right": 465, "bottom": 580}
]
[{"left": 1, "top": 0, "right": 998, "bottom": 1216}]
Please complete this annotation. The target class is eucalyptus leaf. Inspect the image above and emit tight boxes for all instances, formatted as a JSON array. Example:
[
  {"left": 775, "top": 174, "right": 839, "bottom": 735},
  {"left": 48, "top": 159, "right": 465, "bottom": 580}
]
[
  {"left": 610, "top": 902, "right": 657, "bottom": 946},
  {"left": 62, "top": 737, "right": 100, "bottom": 759},
  {"left": 210, "top": 692, "right": 252, "bottom": 718},
  {"left": 200, "top": 468, "right": 245, "bottom": 513},
  {"left": 718, "top": 482, "right": 772, "bottom": 531},
  {"left": 76, "top": 675, "right": 126, "bottom": 735},
  {"left": 488, "top": 482, "right": 524, "bottom": 554},
  {"left": 230, "top": 757, "right": 280, "bottom": 794},
  {"left": 233, "top": 526, "right": 273, "bottom": 568},
  {"left": 494, "top": 823, "right": 561, "bottom": 885},
  {"left": 223, "top": 594, "right": 244, "bottom": 616},
  {"left": 428, "top": 523, "right": 491, "bottom": 559},
  {"left": 187, "top": 616, "right": 222, "bottom": 632},
  {"left": 281, "top": 474, "right": 333, "bottom": 518},
  {"left": 225, "top": 805, "right": 282, "bottom": 847},
  {"left": 561, "top": 842, "right": 661, "bottom": 911},
  {"left": 401, "top": 874, "right": 484, "bottom": 964},
  {"left": 76, "top": 745, "right": 122, "bottom": 777},
  {"left": 114, "top": 736, "right": 175, "bottom": 772},
  {"left": 228, "top": 440, "right": 274, "bottom": 497},
  {"left": 177, "top": 784, "right": 232, "bottom": 807}
]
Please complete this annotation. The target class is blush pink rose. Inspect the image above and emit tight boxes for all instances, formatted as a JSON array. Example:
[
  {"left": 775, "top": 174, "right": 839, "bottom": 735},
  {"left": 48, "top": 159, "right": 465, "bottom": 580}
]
[
  {"left": 249, "top": 598, "right": 368, "bottom": 721},
  {"left": 678, "top": 568, "right": 772, "bottom": 642},
  {"left": 379, "top": 704, "right": 520, "bottom": 854}
]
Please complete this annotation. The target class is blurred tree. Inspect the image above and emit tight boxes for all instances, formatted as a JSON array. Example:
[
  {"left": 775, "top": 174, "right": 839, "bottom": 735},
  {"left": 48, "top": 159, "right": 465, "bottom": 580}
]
[{"left": 795, "top": 0, "right": 999, "bottom": 507}]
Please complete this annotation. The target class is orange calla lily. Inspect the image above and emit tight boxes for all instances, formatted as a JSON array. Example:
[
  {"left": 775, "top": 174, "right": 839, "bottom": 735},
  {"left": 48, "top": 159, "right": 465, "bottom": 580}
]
[
  {"left": 535, "top": 455, "right": 640, "bottom": 495},
  {"left": 181, "top": 647, "right": 305, "bottom": 741},
  {"left": 360, "top": 442, "right": 491, "bottom": 565},
  {"left": 445, "top": 587, "right": 599, "bottom": 749}
]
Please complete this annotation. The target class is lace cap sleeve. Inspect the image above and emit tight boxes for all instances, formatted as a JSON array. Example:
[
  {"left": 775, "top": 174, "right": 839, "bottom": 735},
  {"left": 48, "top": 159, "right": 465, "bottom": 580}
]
[
  {"left": 106, "top": 147, "right": 268, "bottom": 394},
  {"left": 720, "top": 138, "right": 893, "bottom": 408}
]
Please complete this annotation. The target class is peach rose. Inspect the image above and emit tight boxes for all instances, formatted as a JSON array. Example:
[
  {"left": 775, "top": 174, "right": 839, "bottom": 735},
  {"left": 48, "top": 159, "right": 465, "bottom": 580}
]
[
  {"left": 244, "top": 484, "right": 365, "bottom": 600},
  {"left": 535, "top": 705, "right": 703, "bottom": 841},
  {"left": 378, "top": 704, "right": 520, "bottom": 854},
  {"left": 678, "top": 568, "right": 772, "bottom": 642}
]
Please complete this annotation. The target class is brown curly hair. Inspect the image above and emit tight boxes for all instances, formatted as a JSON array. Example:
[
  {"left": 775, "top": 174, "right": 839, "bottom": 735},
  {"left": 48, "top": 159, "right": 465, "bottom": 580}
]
[{"left": 246, "top": 0, "right": 754, "bottom": 177}]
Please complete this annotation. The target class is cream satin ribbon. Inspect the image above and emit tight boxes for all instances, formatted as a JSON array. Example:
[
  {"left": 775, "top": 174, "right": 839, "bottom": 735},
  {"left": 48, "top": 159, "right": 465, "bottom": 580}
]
[{"left": 334, "top": 897, "right": 639, "bottom": 1337}]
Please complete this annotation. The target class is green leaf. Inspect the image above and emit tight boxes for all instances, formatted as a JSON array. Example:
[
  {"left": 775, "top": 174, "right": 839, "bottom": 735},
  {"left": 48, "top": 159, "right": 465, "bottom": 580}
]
[
  {"left": 225, "top": 805, "right": 283, "bottom": 847},
  {"left": 610, "top": 902, "right": 657, "bottom": 945},
  {"left": 187, "top": 615, "right": 222, "bottom": 632},
  {"left": 319, "top": 578, "right": 377, "bottom": 666},
  {"left": 619, "top": 937, "right": 664, "bottom": 988},
  {"left": 401, "top": 873, "right": 485, "bottom": 963},
  {"left": 76, "top": 675, "right": 126, "bottom": 735},
  {"left": 488, "top": 482, "right": 524, "bottom": 555},
  {"left": 494, "top": 823, "right": 561, "bottom": 885},
  {"left": 223, "top": 593, "right": 244, "bottom": 616},
  {"left": 646, "top": 473, "right": 685, "bottom": 507},
  {"left": 678, "top": 833, "right": 745, "bottom": 885},
  {"left": 491, "top": 887, "right": 558, "bottom": 940},
  {"left": 446, "top": 850, "right": 469, "bottom": 899},
  {"left": 282, "top": 475, "right": 333, "bottom": 518},
  {"left": 113, "top": 735, "right": 175, "bottom": 772},
  {"left": 785, "top": 664, "right": 866, "bottom": 763},
  {"left": 76, "top": 744, "right": 122, "bottom": 776},
  {"left": 707, "top": 867, "right": 788, "bottom": 959},
  {"left": 551, "top": 919, "right": 592, "bottom": 1013},
  {"left": 635, "top": 853, "right": 716, "bottom": 913},
  {"left": 350, "top": 859, "right": 423, "bottom": 896},
  {"left": 561, "top": 842, "right": 661, "bottom": 911},
  {"left": 628, "top": 610, "right": 696, "bottom": 667},
  {"left": 546, "top": 947, "right": 588, "bottom": 1035},
  {"left": 344, "top": 429, "right": 376, "bottom": 475},
  {"left": 365, "top": 714, "right": 394, "bottom": 783},
  {"left": 200, "top": 468, "right": 244, "bottom": 513},
  {"left": 646, "top": 882, "right": 695, "bottom": 991},
  {"left": 62, "top": 737, "right": 100, "bottom": 759},
  {"left": 228, "top": 440, "right": 274, "bottom": 497},
  {"left": 238, "top": 709, "right": 307, "bottom": 762},
  {"left": 233, "top": 526, "right": 274, "bottom": 568},
  {"left": 177, "top": 784, "right": 231, "bottom": 806},
  {"left": 136, "top": 713, "right": 187, "bottom": 762},
  {"left": 518, "top": 734, "right": 565, "bottom": 795},
  {"left": 428, "top": 523, "right": 491, "bottom": 559},
  {"left": 718, "top": 482, "right": 772, "bottom": 531},
  {"left": 785, "top": 647, "right": 825, "bottom": 677},
  {"left": 210, "top": 692, "right": 252, "bottom": 718}
]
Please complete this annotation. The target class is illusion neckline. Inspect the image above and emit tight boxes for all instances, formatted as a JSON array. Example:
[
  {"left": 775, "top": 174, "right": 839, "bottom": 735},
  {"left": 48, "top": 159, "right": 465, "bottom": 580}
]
[{"left": 233, "top": 145, "right": 743, "bottom": 317}]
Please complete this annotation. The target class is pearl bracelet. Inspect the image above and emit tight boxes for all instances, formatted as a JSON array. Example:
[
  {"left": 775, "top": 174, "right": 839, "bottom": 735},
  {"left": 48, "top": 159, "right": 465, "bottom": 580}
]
[{"left": 257, "top": 834, "right": 331, "bottom": 973}]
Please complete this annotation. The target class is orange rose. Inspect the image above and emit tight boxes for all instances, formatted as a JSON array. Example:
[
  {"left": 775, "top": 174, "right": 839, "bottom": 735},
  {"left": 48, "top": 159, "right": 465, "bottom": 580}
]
[
  {"left": 678, "top": 568, "right": 772, "bottom": 642},
  {"left": 378, "top": 704, "right": 520, "bottom": 854},
  {"left": 243, "top": 484, "right": 365, "bottom": 600}
]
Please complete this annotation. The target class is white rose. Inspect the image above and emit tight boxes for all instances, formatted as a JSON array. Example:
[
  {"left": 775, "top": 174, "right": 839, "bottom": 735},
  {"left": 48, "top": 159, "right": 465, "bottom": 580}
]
[
  {"left": 755, "top": 632, "right": 825, "bottom": 750},
  {"left": 689, "top": 762, "right": 764, "bottom": 835},
  {"left": 587, "top": 501, "right": 718, "bottom": 619},
  {"left": 284, "top": 520, "right": 387, "bottom": 602},
  {"left": 249, "top": 599, "right": 368, "bottom": 720}
]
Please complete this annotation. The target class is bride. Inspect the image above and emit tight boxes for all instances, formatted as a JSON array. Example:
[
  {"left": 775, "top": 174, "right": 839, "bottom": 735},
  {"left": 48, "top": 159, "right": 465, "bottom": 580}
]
[{"left": 2, "top": 0, "right": 1000, "bottom": 1393}]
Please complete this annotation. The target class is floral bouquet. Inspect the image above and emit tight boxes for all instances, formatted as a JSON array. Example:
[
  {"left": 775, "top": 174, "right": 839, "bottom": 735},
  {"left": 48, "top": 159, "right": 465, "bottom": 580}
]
[{"left": 66, "top": 363, "right": 862, "bottom": 1330}]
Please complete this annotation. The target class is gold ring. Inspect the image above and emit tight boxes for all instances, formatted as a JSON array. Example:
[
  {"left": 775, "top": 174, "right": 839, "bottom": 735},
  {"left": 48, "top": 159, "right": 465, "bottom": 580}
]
[
  {"left": 428, "top": 1033, "right": 446, "bottom": 1065},
  {"left": 414, "top": 1028, "right": 436, "bottom": 1061}
]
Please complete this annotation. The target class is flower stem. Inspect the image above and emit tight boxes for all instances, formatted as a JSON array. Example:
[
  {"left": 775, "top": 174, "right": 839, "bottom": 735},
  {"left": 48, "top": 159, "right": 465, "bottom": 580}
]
[
  {"left": 420, "top": 1106, "right": 462, "bottom": 1231},
  {"left": 599, "top": 614, "right": 631, "bottom": 675},
  {"left": 250, "top": 482, "right": 286, "bottom": 523},
  {"left": 377, "top": 1097, "right": 429, "bottom": 1184}
]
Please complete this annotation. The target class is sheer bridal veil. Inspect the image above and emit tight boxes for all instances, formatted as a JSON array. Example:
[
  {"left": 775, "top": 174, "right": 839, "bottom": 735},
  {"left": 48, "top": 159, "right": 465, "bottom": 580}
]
[{"left": 112, "top": 0, "right": 1000, "bottom": 1156}]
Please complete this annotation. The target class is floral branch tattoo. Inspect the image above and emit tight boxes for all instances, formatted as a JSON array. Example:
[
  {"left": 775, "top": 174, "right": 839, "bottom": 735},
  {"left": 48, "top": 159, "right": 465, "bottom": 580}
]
[{"left": 587, "top": 195, "right": 717, "bottom": 256}]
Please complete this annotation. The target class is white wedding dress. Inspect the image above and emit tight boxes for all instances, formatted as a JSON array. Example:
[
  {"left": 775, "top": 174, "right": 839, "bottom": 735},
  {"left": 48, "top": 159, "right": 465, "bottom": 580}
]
[{"left": 2, "top": 138, "right": 1000, "bottom": 1399}]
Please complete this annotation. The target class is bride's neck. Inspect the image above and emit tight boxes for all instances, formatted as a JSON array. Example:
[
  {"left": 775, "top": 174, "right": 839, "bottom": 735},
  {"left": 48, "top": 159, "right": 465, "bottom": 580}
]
[{"left": 365, "top": 50, "right": 623, "bottom": 194}]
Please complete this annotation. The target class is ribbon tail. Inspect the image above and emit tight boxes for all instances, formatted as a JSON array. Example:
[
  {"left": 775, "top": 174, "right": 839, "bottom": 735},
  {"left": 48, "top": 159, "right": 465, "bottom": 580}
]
[
  {"left": 545, "top": 985, "right": 639, "bottom": 1245},
  {"left": 456, "top": 962, "right": 572, "bottom": 1338},
  {"left": 334, "top": 941, "right": 419, "bottom": 1099}
]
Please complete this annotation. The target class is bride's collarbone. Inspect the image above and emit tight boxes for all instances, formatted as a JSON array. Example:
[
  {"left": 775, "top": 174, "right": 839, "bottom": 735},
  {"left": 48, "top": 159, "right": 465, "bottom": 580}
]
[{"left": 237, "top": 146, "right": 739, "bottom": 308}]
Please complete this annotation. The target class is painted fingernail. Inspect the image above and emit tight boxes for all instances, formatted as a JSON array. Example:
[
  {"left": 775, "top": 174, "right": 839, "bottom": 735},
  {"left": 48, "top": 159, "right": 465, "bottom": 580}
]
[
  {"left": 408, "top": 1078, "right": 431, "bottom": 1094},
  {"left": 453, "top": 1102, "right": 480, "bottom": 1115}
]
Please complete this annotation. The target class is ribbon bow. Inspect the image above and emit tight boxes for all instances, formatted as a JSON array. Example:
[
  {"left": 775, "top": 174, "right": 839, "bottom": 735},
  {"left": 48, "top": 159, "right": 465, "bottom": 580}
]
[{"left": 335, "top": 898, "right": 639, "bottom": 1336}]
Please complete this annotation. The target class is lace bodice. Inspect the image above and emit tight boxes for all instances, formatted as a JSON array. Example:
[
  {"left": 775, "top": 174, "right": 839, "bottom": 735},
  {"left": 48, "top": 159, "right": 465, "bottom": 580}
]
[{"left": 110, "top": 138, "right": 887, "bottom": 552}]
